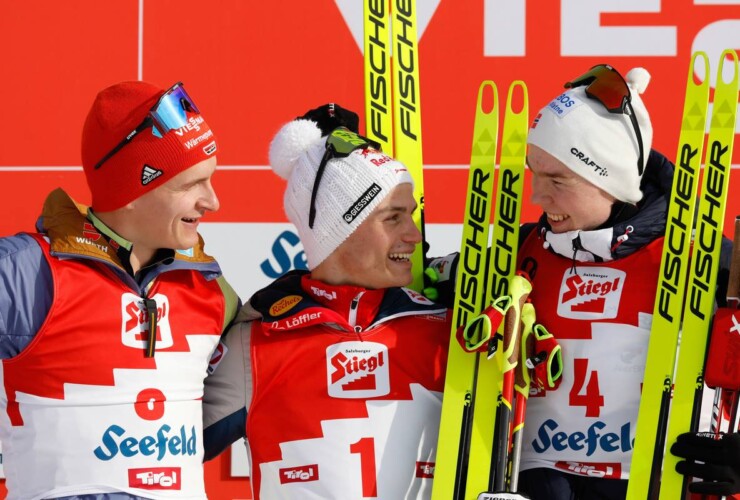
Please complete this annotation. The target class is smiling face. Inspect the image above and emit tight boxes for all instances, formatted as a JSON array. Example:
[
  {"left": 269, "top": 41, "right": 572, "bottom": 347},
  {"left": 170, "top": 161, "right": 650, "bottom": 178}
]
[
  {"left": 311, "top": 183, "right": 421, "bottom": 289},
  {"left": 109, "top": 157, "right": 220, "bottom": 266},
  {"left": 528, "top": 144, "right": 616, "bottom": 233}
]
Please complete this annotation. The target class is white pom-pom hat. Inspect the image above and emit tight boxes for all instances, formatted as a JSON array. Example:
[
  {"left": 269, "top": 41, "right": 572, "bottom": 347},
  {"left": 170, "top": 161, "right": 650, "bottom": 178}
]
[
  {"left": 527, "top": 66, "right": 653, "bottom": 204},
  {"left": 269, "top": 119, "right": 414, "bottom": 270}
]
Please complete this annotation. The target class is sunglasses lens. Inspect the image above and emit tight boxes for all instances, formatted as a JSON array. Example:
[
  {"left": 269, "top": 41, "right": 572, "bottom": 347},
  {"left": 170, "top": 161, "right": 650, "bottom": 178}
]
[
  {"left": 150, "top": 85, "right": 200, "bottom": 135},
  {"left": 567, "top": 65, "right": 629, "bottom": 113},
  {"left": 584, "top": 74, "right": 629, "bottom": 112}
]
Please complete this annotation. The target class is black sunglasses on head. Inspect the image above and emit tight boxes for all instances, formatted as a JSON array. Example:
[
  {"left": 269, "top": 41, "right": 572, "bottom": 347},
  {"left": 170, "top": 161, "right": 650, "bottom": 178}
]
[
  {"left": 565, "top": 64, "right": 645, "bottom": 176},
  {"left": 308, "top": 127, "right": 382, "bottom": 228}
]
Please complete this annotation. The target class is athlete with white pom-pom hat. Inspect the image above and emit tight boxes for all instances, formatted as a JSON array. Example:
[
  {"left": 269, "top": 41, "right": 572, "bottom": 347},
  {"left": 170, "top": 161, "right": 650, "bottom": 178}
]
[{"left": 201, "top": 104, "right": 451, "bottom": 499}]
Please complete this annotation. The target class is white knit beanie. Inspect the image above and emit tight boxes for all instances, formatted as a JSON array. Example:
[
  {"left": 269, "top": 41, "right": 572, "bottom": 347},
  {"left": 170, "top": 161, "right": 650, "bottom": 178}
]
[
  {"left": 527, "top": 67, "right": 653, "bottom": 204},
  {"left": 269, "top": 119, "right": 414, "bottom": 270}
]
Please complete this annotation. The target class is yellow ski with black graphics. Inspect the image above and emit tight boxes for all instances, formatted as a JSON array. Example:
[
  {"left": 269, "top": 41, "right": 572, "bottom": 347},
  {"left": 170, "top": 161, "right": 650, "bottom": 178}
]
[
  {"left": 469, "top": 81, "right": 528, "bottom": 497},
  {"left": 390, "top": 0, "right": 425, "bottom": 292},
  {"left": 433, "top": 81, "right": 499, "bottom": 500},
  {"left": 626, "top": 51, "right": 711, "bottom": 500},
  {"left": 363, "top": 0, "right": 425, "bottom": 292},
  {"left": 363, "top": 0, "right": 393, "bottom": 154},
  {"left": 658, "top": 48, "right": 739, "bottom": 500}
]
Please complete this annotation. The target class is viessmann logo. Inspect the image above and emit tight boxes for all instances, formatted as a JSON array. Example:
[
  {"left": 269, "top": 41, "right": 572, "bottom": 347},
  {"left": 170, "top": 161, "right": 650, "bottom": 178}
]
[
  {"left": 327, "top": 341, "right": 390, "bottom": 398},
  {"left": 557, "top": 267, "right": 625, "bottom": 320}
]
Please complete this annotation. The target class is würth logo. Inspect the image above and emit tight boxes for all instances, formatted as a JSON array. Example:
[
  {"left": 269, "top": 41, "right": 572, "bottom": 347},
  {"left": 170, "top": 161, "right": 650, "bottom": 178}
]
[{"left": 141, "top": 164, "right": 163, "bottom": 185}]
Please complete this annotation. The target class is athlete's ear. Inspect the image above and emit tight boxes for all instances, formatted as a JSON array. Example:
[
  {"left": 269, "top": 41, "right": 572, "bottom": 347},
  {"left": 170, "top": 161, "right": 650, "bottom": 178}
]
[{"left": 297, "top": 103, "right": 360, "bottom": 136}]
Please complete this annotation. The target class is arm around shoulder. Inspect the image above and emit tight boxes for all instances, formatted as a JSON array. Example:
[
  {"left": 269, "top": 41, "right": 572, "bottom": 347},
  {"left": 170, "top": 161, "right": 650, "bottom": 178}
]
[{"left": 203, "top": 317, "right": 253, "bottom": 460}]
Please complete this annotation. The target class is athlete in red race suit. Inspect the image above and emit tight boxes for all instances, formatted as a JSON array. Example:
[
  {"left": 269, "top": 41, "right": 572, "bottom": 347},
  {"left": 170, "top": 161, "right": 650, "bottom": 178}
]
[
  {"left": 0, "top": 81, "right": 238, "bottom": 499},
  {"left": 203, "top": 105, "right": 450, "bottom": 499},
  {"left": 513, "top": 65, "right": 733, "bottom": 500}
]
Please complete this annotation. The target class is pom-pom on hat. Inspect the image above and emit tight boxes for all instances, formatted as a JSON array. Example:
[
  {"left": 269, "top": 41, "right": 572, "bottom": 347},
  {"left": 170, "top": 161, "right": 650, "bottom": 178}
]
[
  {"left": 81, "top": 81, "right": 218, "bottom": 211},
  {"left": 270, "top": 114, "right": 413, "bottom": 270},
  {"left": 527, "top": 66, "right": 653, "bottom": 204}
]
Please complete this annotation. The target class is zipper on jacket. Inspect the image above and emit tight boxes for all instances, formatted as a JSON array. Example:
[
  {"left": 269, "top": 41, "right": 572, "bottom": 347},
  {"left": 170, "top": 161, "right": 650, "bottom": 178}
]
[
  {"left": 349, "top": 292, "right": 365, "bottom": 338},
  {"left": 143, "top": 297, "right": 158, "bottom": 357}
]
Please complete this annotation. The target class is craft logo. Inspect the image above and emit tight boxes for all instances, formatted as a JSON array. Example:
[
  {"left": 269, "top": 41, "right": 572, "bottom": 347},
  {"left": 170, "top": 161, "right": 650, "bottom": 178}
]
[
  {"left": 569, "top": 148, "right": 608, "bottom": 177},
  {"left": 120, "top": 293, "right": 173, "bottom": 350},
  {"left": 280, "top": 464, "right": 319, "bottom": 484},
  {"left": 141, "top": 164, "right": 163, "bottom": 185},
  {"left": 555, "top": 461, "right": 622, "bottom": 479},
  {"left": 557, "top": 267, "right": 625, "bottom": 320},
  {"left": 269, "top": 295, "right": 302, "bottom": 316},
  {"left": 129, "top": 467, "right": 181, "bottom": 490},
  {"left": 327, "top": 341, "right": 390, "bottom": 398}
]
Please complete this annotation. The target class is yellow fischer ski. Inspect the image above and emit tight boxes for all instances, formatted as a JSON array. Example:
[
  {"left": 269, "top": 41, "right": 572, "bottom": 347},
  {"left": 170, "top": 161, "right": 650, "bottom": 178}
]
[
  {"left": 433, "top": 81, "right": 499, "bottom": 500},
  {"left": 363, "top": 0, "right": 393, "bottom": 154},
  {"left": 626, "top": 51, "right": 711, "bottom": 500},
  {"left": 363, "top": 0, "right": 425, "bottom": 291},
  {"left": 391, "top": 0, "right": 425, "bottom": 292},
  {"left": 469, "top": 81, "right": 529, "bottom": 498},
  {"left": 659, "top": 48, "right": 739, "bottom": 500}
]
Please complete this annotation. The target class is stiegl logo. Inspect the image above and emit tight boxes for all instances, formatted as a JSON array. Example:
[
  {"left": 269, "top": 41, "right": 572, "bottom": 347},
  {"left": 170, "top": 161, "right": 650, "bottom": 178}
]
[
  {"left": 121, "top": 293, "right": 173, "bottom": 350},
  {"left": 557, "top": 267, "right": 626, "bottom": 320},
  {"left": 129, "top": 467, "right": 181, "bottom": 490},
  {"left": 327, "top": 341, "right": 390, "bottom": 398}
]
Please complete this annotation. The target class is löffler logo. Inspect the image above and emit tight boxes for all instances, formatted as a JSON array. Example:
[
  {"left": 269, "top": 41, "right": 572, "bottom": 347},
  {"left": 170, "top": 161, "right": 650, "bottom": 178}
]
[
  {"left": 326, "top": 341, "right": 390, "bottom": 398},
  {"left": 557, "top": 267, "right": 626, "bottom": 320}
]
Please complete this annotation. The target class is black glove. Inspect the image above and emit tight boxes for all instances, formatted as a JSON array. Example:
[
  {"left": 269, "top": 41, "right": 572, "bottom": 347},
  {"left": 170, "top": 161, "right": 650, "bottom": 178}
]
[
  {"left": 297, "top": 103, "right": 359, "bottom": 136},
  {"left": 671, "top": 431, "right": 740, "bottom": 495}
]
